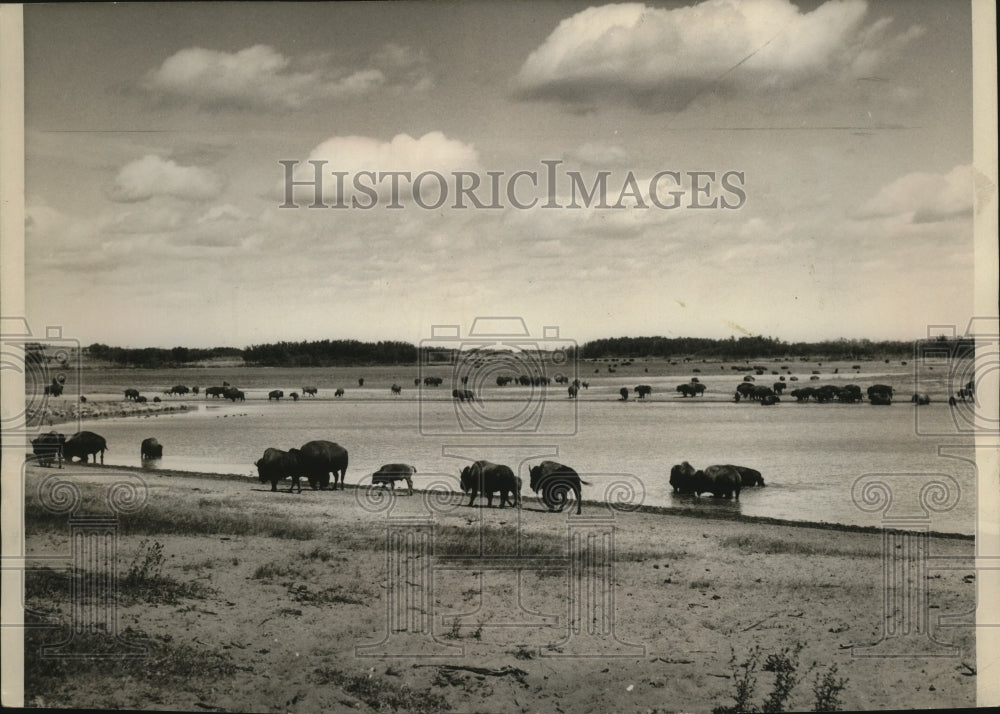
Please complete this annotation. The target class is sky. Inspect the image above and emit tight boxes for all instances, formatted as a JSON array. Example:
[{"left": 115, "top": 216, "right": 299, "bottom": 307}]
[{"left": 20, "top": 0, "right": 979, "bottom": 349}]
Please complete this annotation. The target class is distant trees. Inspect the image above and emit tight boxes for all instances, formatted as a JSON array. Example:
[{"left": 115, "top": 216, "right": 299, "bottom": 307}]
[{"left": 580, "top": 335, "right": 918, "bottom": 361}]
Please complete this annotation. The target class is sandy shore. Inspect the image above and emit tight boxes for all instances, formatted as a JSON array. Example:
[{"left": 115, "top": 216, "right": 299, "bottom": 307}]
[
  {"left": 19, "top": 463, "right": 976, "bottom": 712},
  {"left": 25, "top": 396, "right": 196, "bottom": 428}
]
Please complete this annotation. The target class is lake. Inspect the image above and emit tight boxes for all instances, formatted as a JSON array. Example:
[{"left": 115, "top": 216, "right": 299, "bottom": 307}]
[{"left": 63, "top": 392, "right": 977, "bottom": 535}]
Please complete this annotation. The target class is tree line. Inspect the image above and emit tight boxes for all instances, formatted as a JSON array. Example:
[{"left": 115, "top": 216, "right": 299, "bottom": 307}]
[{"left": 82, "top": 334, "right": 971, "bottom": 368}]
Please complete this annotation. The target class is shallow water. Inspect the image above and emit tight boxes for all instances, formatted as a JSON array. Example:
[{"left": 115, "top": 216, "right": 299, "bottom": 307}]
[{"left": 60, "top": 395, "right": 977, "bottom": 534}]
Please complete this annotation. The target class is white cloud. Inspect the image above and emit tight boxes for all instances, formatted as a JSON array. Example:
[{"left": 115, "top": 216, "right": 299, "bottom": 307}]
[
  {"left": 141, "top": 43, "right": 431, "bottom": 111},
  {"left": 110, "top": 155, "right": 224, "bottom": 203},
  {"left": 515, "top": 0, "right": 923, "bottom": 111},
  {"left": 853, "top": 165, "right": 973, "bottom": 223}
]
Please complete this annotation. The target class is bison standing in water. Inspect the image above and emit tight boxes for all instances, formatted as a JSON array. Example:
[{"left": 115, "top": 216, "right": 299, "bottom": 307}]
[
  {"left": 140, "top": 437, "right": 163, "bottom": 460},
  {"left": 528, "top": 461, "right": 589, "bottom": 514},
  {"left": 692, "top": 465, "right": 742, "bottom": 499},
  {"left": 460, "top": 461, "right": 520, "bottom": 508},
  {"left": 298, "top": 440, "right": 348, "bottom": 490},
  {"left": 256, "top": 447, "right": 303, "bottom": 493}
]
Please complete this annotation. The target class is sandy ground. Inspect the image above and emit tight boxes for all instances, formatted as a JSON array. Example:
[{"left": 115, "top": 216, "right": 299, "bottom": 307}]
[{"left": 19, "top": 462, "right": 976, "bottom": 713}]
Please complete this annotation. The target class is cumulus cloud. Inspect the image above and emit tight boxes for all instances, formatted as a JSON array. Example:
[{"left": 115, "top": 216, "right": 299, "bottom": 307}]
[
  {"left": 141, "top": 43, "right": 431, "bottom": 111},
  {"left": 853, "top": 165, "right": 973, "bottom": 223},
  {"left": 515, "top": 0, "right": 923, "bottom": 111},
  {"left": 110, "top": 154, "right": 224, "bottom": 203}
]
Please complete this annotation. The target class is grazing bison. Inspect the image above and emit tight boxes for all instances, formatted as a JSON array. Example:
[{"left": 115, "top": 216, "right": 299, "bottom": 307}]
[
  {"left": 290, "top": 392, "right": 299, "bottom": 401},
  {"left": 424, "top": 377, "right": 443, "bottom": 387},
  {"left": 136, "top": 395, "right": 148, "bottom": 403},
  {"left": 911, "top": 393, "right": 931, "bottom": 405},
  {"left": 255, "top": 447, "right": 303, "bottom": 493},
  {"left": 528, "top": 460, "right": 589, "bottom": 514},
  {"left": 390, "top": 384, "right": 402, "bottom": 395},
  {"left": 676, "top": 384, "right": 697, "bottom": 397},
  {"left": 302, "top": 387, "right": 318, "bottom": 397},
  {"left": 31, "top": 431, "right": 65, "bottom": 467},
  {"left": 372, "top": 463, "right": 417, "bottom": 496},
  {"left": 124, "top": 388, "right": 140, "bottom": 401},
  {"left": 568, "top": 385, "right": 578, "bottom": 398},
  {"left": 692, "top": 465, "right": 742, "bottom": 499},
  {"left": 226, "top": 389, "right": 245, "bottom": 402},
  {"left": 460, "top": 461, "right": 519, "bottom": 508},
  {"left": 63, "top": 431, "right": 107, "bottom": 464},
  {"left": 205, "top": 386, "right": 226, "bottom": 398},
  {"left": 268, "top": 390, "right": 284, "bottom": 401},
  {"left": 140, "top": 437, "right": 163, "bottom": 460},
  {"left": 452, "top": 388, "right": 477, "bottom": 402},
  {"left": 168, "top": 385, "right": 190, "bottom": 396},
  {"left": 334, "top": 388, "right": 345, "bottom": 398},
  {"left": 619, "top": 387, "right": 629, "bottom": 401},
  {"left": 634, "top": 385, "right": 652, "bottom": 399},
  {"left": 298, "top": 440, "right": 348, "bottom": 490}
]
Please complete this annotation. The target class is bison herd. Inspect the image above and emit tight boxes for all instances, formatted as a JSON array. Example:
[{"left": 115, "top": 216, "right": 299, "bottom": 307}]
[{"left": 30, "top": 428, "right": 768, "bottom": 514}]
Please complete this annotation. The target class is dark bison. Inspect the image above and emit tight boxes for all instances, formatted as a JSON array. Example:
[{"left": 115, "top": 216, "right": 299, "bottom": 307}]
[
  {"left": 63, "top": 431, "right": 107, "bottom": 464},
  {"left": 692, "top": 465, "right": 742, "bottom": 499},
  {"left": 669, "top": 461, "right": 698, "bottom": 493},
  {"left": 460, "top": 460, "right": 519, "bottom": 508},
  {"left": 302, "top": 387, "right": 318, "bottom": 397},
  {"left": 372, "top": 463, "right": 416, "bottom": 496},
  {"left": 268, "top": 390, "right": 284, "bottom": 401},
  {"left": 390, "top": 384, "right": 402, "bottom": 395},
  {"left": 124, "top": 388, "right": 140, "bottom": 401},
  {"left": 135, "top": 395, "right": 148, "bottom": 404},
  {"left": 867, "top": 384, "right": 894, "bottom": 406},
  {"left": 256, "top": 447, "right": 303, "bottom": 493},
  {"left": 334, "top": 388, "right": 345, "bottom": 397},
  {"left": 452, "top": 388, "right": 477, "bottom": 402},
  {"left": 726, "top": 465, "right": 765, "bottom": 487},
  {"left": 140, "top": 437, "right": 163, "bottom": 460},
  {"left": 911, "top": 393, "right": 931, "bottom": 405},
  {"left": 634, "top": 385, "right": 652, "bottom": 399},
  {"left": 31, "top": 431, "right": 65, "bottom": 467},
  {"left": 298, "top": 440, "right": 348, "bottom": 490},
  {"left": 205, "top": 386, "right": 226, "bottom": 398},
  {"left": 168, "top": 385, "right": 190, "bottom": 396},
  {"left": 528, "top": 460, "right": 589, "bottom": 514}
]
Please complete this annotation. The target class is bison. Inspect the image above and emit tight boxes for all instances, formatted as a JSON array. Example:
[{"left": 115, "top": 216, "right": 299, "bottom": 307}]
[
  {"left": 256, "top": 447, "right": 303, "bottom": 493},
  {"left": 140, "top": 437, "right": 163, "bottom": 460},
  {"left": 528, "top": 460, "right": 589, "bottom": 514},
  {"left": 692, "top": 465, "right": 742, "bottom": 499},
  {"left": 460, "top": 461, "right": 519, "bottom": 508},
  {"left": 63, "top": 431, "right": 107, "bottom": 464},
  {"left": 372, "top": 463, "right": 417, "bottom": 496},
  {"left": 298, "top": 440, "right": 348, "bottom": 490},
  {"left": 31, "top": 431, "right": 65, "bottom": 468},
  {"left": 669, "top": 461, "right": 697, "bottom": 493}
]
